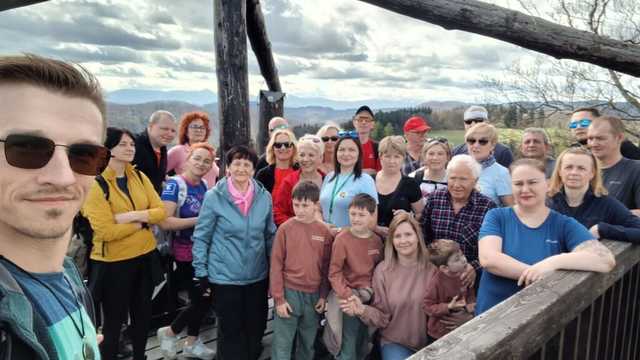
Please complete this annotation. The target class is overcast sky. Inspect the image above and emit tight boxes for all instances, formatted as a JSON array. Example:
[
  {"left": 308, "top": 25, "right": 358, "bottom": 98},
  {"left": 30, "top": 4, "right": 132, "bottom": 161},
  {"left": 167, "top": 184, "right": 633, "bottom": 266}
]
[{"left": 0, "top": 0, "right": 544, "bottom": 103}]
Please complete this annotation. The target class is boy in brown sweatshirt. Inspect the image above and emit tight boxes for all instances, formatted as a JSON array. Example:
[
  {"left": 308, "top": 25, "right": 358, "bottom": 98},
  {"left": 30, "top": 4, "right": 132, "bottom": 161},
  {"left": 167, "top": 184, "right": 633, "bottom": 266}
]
[
  {"left": 423, "top": 239, "right": 476, "bottom": 341},
  {"left": 327, "top": 194, "right": 383, "bottom": 360},
  {"left": 270, "top": 181, "right": 334, "bottom": 360}
]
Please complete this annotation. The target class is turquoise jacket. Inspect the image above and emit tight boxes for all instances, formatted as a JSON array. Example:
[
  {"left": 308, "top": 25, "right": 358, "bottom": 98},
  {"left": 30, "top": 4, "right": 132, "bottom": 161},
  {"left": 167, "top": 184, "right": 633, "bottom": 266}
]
[{"left": 192, "top": 177, "right": 276, "bottom": 285}]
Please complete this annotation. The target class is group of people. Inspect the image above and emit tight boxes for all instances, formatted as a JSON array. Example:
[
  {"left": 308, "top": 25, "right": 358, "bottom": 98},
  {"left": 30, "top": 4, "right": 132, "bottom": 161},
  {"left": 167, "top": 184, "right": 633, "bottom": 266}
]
[{"left": 0, "top": 54, "right": 637, "bottom": 360}]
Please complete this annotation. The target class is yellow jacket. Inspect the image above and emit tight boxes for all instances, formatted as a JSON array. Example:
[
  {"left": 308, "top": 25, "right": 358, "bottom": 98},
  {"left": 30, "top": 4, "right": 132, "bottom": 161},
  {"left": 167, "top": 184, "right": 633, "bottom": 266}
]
[{"left": 82, "top": 163, "right": 166, "bottom": 262}]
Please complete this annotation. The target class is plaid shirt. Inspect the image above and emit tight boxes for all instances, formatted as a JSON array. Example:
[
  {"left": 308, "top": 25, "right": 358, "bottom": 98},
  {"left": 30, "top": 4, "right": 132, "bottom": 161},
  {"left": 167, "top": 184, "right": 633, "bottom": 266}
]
[
  {"left": 402, "top": 153, "right": 420, "bottom": 176},
  {"left": 421, "top": 188, "right": 497, "bottom": 269}
]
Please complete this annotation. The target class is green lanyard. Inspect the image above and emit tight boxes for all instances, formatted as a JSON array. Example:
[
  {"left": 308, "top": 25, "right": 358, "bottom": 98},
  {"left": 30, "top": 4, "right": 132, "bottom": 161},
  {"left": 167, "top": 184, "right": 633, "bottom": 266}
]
[{"left": 328, "top": 173, "right": 353, "bottom": 222}]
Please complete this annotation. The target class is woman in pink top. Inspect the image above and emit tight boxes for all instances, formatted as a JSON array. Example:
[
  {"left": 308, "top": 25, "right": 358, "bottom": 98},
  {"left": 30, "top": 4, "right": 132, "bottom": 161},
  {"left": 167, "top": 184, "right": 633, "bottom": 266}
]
[
  {"left": 167, "top": 111, "right": 219, "bottom": 188},
  {"left": 341, "top": 212, "right": 436, "bottom": 360}
]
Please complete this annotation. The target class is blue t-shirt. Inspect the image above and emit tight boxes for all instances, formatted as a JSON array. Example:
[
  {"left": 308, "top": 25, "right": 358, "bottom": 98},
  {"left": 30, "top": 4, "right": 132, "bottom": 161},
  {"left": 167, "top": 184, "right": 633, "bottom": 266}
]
[
  {"left": 475, "top": 208, "right": 593, "bottom": 314},
  {"left": 161, "top": 177, "right": 208, "bottom": 261},
  {"left": 4, "top": 262, "right": 100, "bottom": 360},
  {"left": 478, "top": 162, "right": 512, "bottom": 206},
  {"left": 319, "top": 172, "right": 378, "bottom": 228}
]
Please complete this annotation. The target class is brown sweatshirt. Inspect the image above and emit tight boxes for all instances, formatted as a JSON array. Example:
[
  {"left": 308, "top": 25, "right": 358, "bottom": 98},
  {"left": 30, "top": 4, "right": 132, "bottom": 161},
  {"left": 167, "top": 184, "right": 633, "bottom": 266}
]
[
  {"left": 359, "top": 261, "right": 436, "bottom": 350},
  {"left": 269, "top": 218, "right": 334, "bottom": 306},
  {"left": 423, "top": 269, "right": 476, "bottom": 339},
  {"left": 328, "top": 230, "right": 383, "bottom": 299}
]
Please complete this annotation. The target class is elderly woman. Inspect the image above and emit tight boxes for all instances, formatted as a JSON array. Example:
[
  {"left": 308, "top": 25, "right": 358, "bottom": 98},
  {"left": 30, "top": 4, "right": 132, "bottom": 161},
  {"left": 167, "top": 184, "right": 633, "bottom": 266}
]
[
  {"left": 409, "top": 139, "right": 450, "bottom": 200},
  {"left": 341, "top": 213, "right": 436, "bottom": 360},
  {"left": 167, "top": 111, "right": 219, "bottom": 188},
  {"left": 192, "top": 145, "right": 276, "bottom": 360},
  {"left": 477, "top": 159, "right": 616, "bottom": 314},
  {"left": 256, "top": 128, "right": 298, "bottom": 195},
  {"left": 83, "top": 127, "right": 166, "bottom": 360},
  {"left": 319, "top": 132, "right": 378, "bottom": 228},
  {"left": 375, "top": 136, "right": 423, "bottom": 228},
  {"left": 465, "top": 123, "right": 513, "bottom": 207},
  {"left": 421, "top": 154, "right": 495, "bottom": 287},
  {"left": 317, "top": 122, "right": 341, "bottom": 175},
  {"left": 547, "top": 147, "right": 640, "bottom": 243},
  {"left": 273, "top": 134, "right": 325, "bottom": 226}
]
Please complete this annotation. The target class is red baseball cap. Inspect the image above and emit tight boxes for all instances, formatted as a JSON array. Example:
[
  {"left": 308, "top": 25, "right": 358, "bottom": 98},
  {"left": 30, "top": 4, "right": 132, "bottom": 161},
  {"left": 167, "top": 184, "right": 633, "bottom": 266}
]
[{"left": 403, "top": 116, "right": 431, "bottom": 133}]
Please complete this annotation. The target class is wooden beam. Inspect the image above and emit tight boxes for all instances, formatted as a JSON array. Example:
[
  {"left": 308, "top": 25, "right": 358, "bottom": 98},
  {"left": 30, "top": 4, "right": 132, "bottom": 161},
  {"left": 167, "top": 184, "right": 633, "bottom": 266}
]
[
  {"left": 0, "top": 0, "right": 48, "bottom": 12},
  {"left": 257, "top": 91, "right": 285, "bottom": 153},
  {"left": 246, "top": 0, "right": 282, "bottom": 92},
  {"left": 214, "top": 0, "right": 251, "bottom": 159},
  {"left": 359, "top": 0, "right": 640, "bottom": 78}
]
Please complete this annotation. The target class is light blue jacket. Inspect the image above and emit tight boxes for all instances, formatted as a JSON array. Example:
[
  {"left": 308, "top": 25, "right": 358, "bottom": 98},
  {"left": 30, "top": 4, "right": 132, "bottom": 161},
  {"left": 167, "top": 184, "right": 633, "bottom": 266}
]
[{"left": 192, "top": 177, "right": 276, "bottom": 285}]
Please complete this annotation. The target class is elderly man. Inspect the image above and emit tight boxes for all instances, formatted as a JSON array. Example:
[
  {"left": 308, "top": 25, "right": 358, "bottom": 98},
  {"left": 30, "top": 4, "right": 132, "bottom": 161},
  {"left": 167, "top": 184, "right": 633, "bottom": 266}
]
[
  {"left": 520, "top": 128, "right": 555, "bottom": 178},
  {"left": 0, "top": 55, "right": 109, "bottom": 358},
  {"left": 452, "top": 105, "right": 514, "bottom": 168},
  {"left": 402, "top": 115, "right": 431, "bottom": 175},
  {"left": 256, "top": 116, "right": 289, "bottom": 173},
  {"left": 570, "top": 107, "right": 640, "bottom": 160},
  {"left": 133, "top": 110, "right": 177, "bottom": 194},
  {"left": 588, "top": 115, "right": 640, "bottom": 216}
]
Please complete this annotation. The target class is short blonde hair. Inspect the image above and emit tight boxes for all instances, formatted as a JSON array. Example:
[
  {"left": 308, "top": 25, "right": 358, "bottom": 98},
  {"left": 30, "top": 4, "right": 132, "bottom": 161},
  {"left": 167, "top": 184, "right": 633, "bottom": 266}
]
[
  {"left": 298, "top": 134, "right": 324, "bottom": 156},
  {"left": 316, "top": 122, "right": 341, "bottom": 137},
  {"left": 266, "top": 129, "right": 297, "bottom": 166},
  {"left": 548, "top": 147, "right": 608, "bottom": 197},
  {"left": 383, "top": 212, "right": 430, "bottom": 271},
  {"left": 421, "top": 140, "right": 451, "bottom": 164},
  {"left": 379, "top": 135, "right": 406, "bottom": 157},
  {"left": 465, "top": 123, "right": 498, "bottom": 145}
]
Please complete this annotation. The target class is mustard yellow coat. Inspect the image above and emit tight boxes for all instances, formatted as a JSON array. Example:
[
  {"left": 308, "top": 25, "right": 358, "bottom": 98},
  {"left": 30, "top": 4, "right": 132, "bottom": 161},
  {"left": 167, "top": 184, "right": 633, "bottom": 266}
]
[{"left": 82, "top": 163, "right": 166, "bottom": 262}]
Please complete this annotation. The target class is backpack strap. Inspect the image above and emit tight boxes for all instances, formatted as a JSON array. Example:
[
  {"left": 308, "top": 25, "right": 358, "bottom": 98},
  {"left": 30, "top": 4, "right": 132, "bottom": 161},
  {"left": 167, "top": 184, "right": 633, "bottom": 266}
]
[
  {"left": 94, "top": 175, "right": 109, "bottom": 200},
  {"left": 415, "top": 168, "right": 425, "bottom": 181},
  {"left": 170, "top": 176, "right": 188, "bottom": 218},
  {"left": 372, "top": 140, "right": 379, "bottom": 161}
]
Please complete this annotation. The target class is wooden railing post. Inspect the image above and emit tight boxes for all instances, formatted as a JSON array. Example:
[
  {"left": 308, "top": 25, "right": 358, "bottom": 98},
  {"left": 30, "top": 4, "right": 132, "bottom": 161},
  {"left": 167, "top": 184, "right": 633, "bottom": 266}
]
[{"left": 257, "top": 91, "right": 285, "bottom": 154}]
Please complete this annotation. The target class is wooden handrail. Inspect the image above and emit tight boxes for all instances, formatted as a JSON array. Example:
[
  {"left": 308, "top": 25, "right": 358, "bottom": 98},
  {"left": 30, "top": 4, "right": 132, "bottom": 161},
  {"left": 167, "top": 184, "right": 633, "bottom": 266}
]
[{"left": 410, "top": 240, "right": 640, "bottom": 359}]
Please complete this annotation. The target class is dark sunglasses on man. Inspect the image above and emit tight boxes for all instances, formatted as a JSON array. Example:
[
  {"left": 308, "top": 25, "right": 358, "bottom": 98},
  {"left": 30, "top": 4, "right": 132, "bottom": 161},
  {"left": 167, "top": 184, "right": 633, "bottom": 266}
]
[
  {"left": 464, "top": 118, "right": 485, "bottom": 126},
  {"left": 273, "top": 141, "right": 293, "bottom": 149},
  {"left": 0, "top": 134, "right": 111, "bottom": 176}
]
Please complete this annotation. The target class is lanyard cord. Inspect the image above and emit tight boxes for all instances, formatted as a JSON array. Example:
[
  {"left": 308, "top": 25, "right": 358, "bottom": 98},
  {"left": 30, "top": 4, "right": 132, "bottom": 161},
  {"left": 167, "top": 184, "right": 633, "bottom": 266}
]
[{"left": 328, "top": 172, "right": 353, "bottom": 222}]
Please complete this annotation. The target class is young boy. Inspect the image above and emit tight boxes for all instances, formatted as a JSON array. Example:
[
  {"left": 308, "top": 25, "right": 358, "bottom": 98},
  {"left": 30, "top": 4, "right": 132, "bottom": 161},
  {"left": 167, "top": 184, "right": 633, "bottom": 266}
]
[
  {"left": 270, "top": 181, "right": 334, "bottom": 360},
  {"left": 423, "top": 239, "right": 476, "bottom": 341},
  {"left": 326, "top": 193, "right": 383, "bottom": 359}
]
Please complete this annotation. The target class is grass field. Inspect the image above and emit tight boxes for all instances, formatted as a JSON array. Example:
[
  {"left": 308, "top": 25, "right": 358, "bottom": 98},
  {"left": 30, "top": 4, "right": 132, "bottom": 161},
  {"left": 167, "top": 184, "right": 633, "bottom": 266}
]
[{"left": 428, "top": 130, "right": 466, "bottom": 148}]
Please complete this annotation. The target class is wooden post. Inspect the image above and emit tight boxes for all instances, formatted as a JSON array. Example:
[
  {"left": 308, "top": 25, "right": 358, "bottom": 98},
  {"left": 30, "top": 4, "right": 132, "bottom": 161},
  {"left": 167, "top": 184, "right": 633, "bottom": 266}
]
[
  {"left": 359, "top": 0, "right": 640, "bottom": 78},
  {"left": 246, "top": 0, "right": 282, "bottom": 92},
  {"left": 214, "top": 0, "right": 251, "bottom": 167},
  {"left": 257, "top": 91, "right": 285, "bottom": 153},
  {"left": 0, "top": 0, "right": 48, "bottom": 12}
]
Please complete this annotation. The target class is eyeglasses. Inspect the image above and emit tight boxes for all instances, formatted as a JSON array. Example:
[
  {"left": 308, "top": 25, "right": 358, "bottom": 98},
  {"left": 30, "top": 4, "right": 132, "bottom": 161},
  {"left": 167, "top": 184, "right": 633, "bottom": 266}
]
[
  {"left": 321, "top": 136, "right": 339, "bottom": 142},
  {"left": 466, "top": 137, "right": 490, "bottom": 146},
  {"left": 464, "top": 118, "right": 485, "bottom": 125},
  {"left": 273, "top": 142, "right": 293, "bottom": 149},
  {"left": 188, "top": 124, "right": 206, "bottom": 131},
  {"left": 353, "top": 117, "right": 374, "bottom": 124},
  {"left": 0, "top": 134, "right": 110, "bottom": 176},
  {"left": 568, "top": 118, "right": 591, "bottom": 129},
  {"left": 338, "top": 130, "right": 359, "bottom": 139},
  {"left": 300, "top": 137, "right": 322, "bottom": 144}
]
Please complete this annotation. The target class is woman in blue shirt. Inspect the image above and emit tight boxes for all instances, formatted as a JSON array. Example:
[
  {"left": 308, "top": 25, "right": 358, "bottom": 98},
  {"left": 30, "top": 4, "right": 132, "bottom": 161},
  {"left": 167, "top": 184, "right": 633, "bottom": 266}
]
[
  {"left": 476, "top": 159, "right": 615, "bottom": 314},
  {"left": 319, "top": 132, "right": 378, "bottom": 228}
]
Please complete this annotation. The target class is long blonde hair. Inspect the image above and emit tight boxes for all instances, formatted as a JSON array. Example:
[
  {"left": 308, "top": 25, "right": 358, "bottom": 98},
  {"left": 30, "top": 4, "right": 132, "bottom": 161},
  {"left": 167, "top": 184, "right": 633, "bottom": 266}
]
[
  {"left": 266, "top": 128, "right": 297, "bottom": 166},
  {"left": 383, "top": 212, "right": 429, "bottom": 271},
  {"left": 547, "top": 146, "right": 608, "bottom": 197}
]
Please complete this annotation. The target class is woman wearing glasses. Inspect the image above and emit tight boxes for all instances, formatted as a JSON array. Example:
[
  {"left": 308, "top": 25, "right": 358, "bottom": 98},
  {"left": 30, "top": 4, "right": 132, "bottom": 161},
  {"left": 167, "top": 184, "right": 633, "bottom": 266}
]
[
  {"left": 273, "top": 134, "right": 325, "bottom": 226},
  {"left": 547, "top": 147, "right": 640, "bottom": 243},
  {"left": 317, "top": 123, "right": 341, "bottom": 175},
  {"left": 319, "top": 132, "right": 378, "bottom": 228},
  {"left": 465, "top": 123, "right": 514, "bottom": 207},
  {"left": 255, "top": 128, "right": 298, "bottom": 194},
  {"left": 82, "top": 127, "right": 167, "bottom": 360},
  {"left": 167, "top": 111, "right": 219, "bottom": 188},
  {"left": 409, "top": 139, "right": 450, "bottom": 200}
]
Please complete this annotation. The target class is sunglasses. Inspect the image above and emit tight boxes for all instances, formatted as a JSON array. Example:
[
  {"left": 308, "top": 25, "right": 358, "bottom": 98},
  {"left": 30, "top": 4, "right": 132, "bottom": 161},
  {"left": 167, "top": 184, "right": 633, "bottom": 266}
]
[
  {"left": 321, "top": 136, "right": 339, "bottom": 142},
  {"left": 427, "top": 137, "right": 448, "bottom": 144},
  {"left": 0, "top": 134, "right": 110, "bottom": 176},
  {"left": 268, "top": 124, "right": 289, "bottom": 133},
  {"left": 568, "top": 118, "right": 591, "bottom": 129},
  {"left": 338, "top": 130, "right": 359, "bottom": 139},
  {"left": 466, "top": 137, "right": 490, "bottom": 146},
  {"left": 464, "top": 118, "right": 485, "bottom": 125},
  {"left": 273, "top": 142, "right": 293, "bottom": 149}
]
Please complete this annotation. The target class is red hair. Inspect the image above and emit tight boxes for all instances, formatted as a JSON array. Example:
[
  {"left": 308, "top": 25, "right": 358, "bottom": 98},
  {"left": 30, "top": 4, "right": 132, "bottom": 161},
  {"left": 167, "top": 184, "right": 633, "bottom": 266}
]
[
  {"left": 178, "top": 111, "right": 211, "bottom": 145},
  {"left": 187, "top": 142, "right": 215, "bottom": 160}
]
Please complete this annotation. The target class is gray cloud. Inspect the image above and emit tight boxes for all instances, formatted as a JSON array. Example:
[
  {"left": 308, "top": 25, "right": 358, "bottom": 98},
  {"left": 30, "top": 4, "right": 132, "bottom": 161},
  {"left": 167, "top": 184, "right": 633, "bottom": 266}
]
[
  {"left": 149, "top": 10, "right": 177, "bottom": 25},
  {"left": 101, "top": 66, "right": 146, "bottom": 77},
  {"left": 154, "top": 54, "right": 214, "bottom": 73},
  {"left": 46, "top": 45, "right": 146, "bottom": 64}
]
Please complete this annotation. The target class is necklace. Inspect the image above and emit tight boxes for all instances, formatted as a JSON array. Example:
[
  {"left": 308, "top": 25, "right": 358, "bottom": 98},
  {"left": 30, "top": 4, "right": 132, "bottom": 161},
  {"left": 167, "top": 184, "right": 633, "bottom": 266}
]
[{"left": 0, "top": 256, "right": 95, "bottom": 360}]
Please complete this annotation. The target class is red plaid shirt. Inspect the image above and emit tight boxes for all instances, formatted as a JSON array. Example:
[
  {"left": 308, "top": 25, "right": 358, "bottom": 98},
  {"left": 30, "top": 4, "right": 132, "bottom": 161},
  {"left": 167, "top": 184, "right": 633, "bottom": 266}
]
[{"left": 421, "top": 188, "right": 496, "bottom": 269}]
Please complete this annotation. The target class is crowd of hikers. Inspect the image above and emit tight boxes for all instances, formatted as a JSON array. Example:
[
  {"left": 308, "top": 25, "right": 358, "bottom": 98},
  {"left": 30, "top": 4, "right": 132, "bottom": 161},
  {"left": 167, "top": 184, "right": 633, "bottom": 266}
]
[{"left": 0, "top": 55, "right": 638, "bottom": 360}]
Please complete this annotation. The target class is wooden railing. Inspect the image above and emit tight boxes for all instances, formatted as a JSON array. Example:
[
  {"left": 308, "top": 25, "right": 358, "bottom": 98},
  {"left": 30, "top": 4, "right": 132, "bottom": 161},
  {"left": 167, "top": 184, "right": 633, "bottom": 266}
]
[{"left": 411, "top": 241, "right": 640, "bottom": 360}]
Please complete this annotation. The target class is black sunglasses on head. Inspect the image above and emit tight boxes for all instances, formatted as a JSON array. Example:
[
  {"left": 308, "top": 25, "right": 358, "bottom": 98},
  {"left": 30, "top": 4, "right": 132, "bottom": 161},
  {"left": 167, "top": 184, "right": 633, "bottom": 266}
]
[
  {"left": 273, "top": 142, "right": 293, "bottom": 149},
  {"left": 466, "top": 137, "right": 490, "bottom": 146},
  {"left": 321, "top": 136, "right": 339, "bottom": 142},
  {"left": 0, "top": 134, "right": 110, "bottom": 176},
  {"left": 464, "top": 118, "right": 485, "bottom": 125}
]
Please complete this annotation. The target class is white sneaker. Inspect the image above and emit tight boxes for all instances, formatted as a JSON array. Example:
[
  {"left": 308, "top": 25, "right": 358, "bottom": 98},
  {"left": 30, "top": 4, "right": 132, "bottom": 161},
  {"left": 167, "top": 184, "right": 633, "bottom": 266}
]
[
  {"left": 156, "top": 327, "right": 178, "bottom": 359},
  {"left": 182, "top": 338, "right": 215, "bottom": 360}
]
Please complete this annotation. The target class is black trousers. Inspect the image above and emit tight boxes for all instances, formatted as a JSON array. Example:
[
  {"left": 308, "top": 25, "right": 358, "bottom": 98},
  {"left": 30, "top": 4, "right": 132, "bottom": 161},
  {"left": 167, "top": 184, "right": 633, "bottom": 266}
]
[
  {"left": 92, "top": 253, "right": 153, "bottom": 360},
  {"left": 214, "top": 279, "right": 268, "bottom": 360},
  {"left": 170, "top": 261, "right": 213, "bottom": 337}
]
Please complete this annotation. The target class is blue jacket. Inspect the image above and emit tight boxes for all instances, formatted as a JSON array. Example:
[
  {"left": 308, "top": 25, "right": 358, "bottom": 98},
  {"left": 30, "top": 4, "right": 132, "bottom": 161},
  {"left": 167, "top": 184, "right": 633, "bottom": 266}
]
[
  {"left": 549, "top": 189, "right": 640, "bottom": 244},
  {"left": 192, "top": 177, "right": 277, "bottom": 285}
]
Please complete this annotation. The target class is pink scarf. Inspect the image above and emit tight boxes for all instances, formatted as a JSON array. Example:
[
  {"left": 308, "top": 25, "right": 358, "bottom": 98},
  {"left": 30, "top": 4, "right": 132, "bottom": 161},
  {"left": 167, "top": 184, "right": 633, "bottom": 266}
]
[{"left": 227, "top": 178, "right": 254, "bottom": 216}]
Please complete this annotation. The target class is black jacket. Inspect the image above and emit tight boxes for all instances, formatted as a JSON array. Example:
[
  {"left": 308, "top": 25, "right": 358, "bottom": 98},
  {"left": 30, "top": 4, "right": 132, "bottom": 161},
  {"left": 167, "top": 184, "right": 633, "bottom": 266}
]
[
  {"left": 255, "top": 163, "right": 300, "bottom": 194},
  {"left": 132, "top": 130, "right": 167, "bottom": 194}
]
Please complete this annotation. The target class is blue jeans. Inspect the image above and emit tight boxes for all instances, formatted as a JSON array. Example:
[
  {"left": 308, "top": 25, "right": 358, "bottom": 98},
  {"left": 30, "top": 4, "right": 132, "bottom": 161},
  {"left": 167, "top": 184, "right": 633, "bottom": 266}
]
[{"left": 381, "top": 342, "right": 415, "bottom": 360}]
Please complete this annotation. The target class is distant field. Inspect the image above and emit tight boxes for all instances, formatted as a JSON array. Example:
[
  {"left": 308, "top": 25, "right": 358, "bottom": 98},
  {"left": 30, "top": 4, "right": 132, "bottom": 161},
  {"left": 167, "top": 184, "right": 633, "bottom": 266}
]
[{"left": 428, "top": 130, "right": 466, "bottom": 148}]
